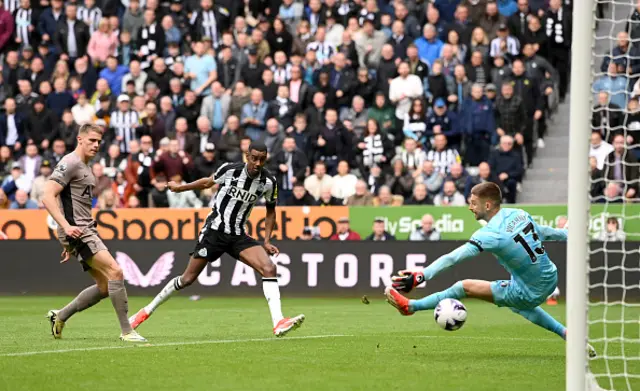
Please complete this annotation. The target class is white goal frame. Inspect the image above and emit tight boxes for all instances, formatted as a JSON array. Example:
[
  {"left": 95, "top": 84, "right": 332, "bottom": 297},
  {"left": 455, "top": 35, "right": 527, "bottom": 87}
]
[{"left": 567, "top": 0, "right": 597, "bottom": 390}]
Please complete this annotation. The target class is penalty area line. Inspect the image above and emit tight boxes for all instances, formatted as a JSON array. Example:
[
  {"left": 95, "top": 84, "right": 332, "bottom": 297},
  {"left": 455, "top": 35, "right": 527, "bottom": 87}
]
[{"left": 1, "top": 334, "right": 354, "bottom": 358}]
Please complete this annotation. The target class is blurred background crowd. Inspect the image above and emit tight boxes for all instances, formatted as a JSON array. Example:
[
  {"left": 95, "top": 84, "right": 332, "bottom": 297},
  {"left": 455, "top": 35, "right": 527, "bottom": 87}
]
[{"left": 0, "top": 0, "right": 635, "bottom": 211}]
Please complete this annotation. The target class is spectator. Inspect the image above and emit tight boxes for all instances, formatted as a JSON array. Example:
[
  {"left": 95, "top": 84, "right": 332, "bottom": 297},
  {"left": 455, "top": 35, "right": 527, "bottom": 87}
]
[
  {"left": 329, "top": 216, "right": 362, "bottom": 241},
  {"left": 153, "top": 139, "right": 193, "bottom": 181},
  {"left": 30, "top": 159, "right": 52, "bottom": 207},
  {"left": 100, "top": 56, "right": 129, "bottom": 97},
  {"left": 358, "top": 118, "right": 393, "bottom": 175},
  {"left": 556, "top": 216, "right": 568, "bottom": 229},
  {"left": 311, "top": 108, "right": 344, "bottom": 174},
  {"left": 372, "top": 184, "right": 392, "bottom": 206},
  {"left": 593, "top": 217, "right": 626, "bottom": 242},
  {"left": 426, "top": 97, "right": 460, "bottom": 148},
  {"left": 592, "top": 62, "right": 629, "bottom": 111},
  {"left": 446, "top": 162, "right": 469, "bottom": 195},
  {"left": 149, "top": 174, "right": 170, "bottom": 207},
  {"left": 464, "top": 161, "right": 500, "bottom": 199},
  {"left": 43, "top": 139, "right": 67, "bottom": 167},
  {"left": 0, "top": 145, "right": 13, "bottom": 182},
  {"left": 461, "top": 83, "right": 495, "bottom": 166},
  {"left": 54, "top": 4, "right": 91, "bottom": 62},
  {"left": 355, "top": 19, "right": 386, "bottom": 68},
  {"left": 345, "top": 179, "right": 374, "bottom": 206},
  {"left": 268, "top": 85, "right": 297, "bottom": 130},
  {"left": 386, "top": 158, "right": 414, "bottom": 199},
  {"left": 495, "top": 82, "right": 530, "bottom": 163},
  {"left": 91, "top": 161, "right": 112, "bottom": 198},
  {"left": 9, "top": 188, "right": 37, "bottom": 209},
  {"left": 544, "top": 0, "right": 571, "bottom": 101},
  {"left": 591, "top": 91, "right": 623, "bottom": 142},
  {"left": 71, "top": 91, "right": 96, "bottom": 125},
  {"left": 18, "top": 143, "right": 41, "bottom": 182},
  {"left": 604, "top": 133, "right": 639, "bottom": 201},
  {"left": 414, "top": 24, "right": 443, "bottom": 67},
  {"left": 589, "top": 131, "right": 614, "bottom": 171},
  {"left": 409, "top": 213, "right": 441, "bottom": 241},
  {"left": 200, "top": 82, "right": 230, "bottom": 133},
  {"left": 365, "top": 218, "right": 396, "bottom": 241},
  {"left": 406, "top": 182, "right": 433, "bottom": 205},
  {"left": 289, "top": 183, "right": 316, "bottom": 206},
  {"left": 403, "top": 98, "right": 428, "bottom": 146},
  {"left": 341, "top": 95, "right": 369, "bottom": 138},
  {"left": 193, "top": 142, "right": 222, "bottom": 179},
  {"left": 87, "top": 18, "right": 119, "bottom": 67},
  {"left": 2, "top": 162, "right": 31, "bottom": 198},
  {"left": 270, "top": 136, "right": 308, "bottom": 204},
  {"left": 137, "top": 9, "right": 165, "bottom": 70},
  {"left": 315, "top": 187, "right": 343, "bottom": 206},
  {"left": 368, "top": 91, "right": 396, "bottom": 140},
  {"left": 331, "top": 160, "right": 358, "bottom": 200},
  {"left": 260, "top": 118, "right": 285, "bottom": 159},
  {"left": 0, "top": 98, "right": 26, "bottom": 155},
  {"left": 46, "top": 77, "right": 75, "bottom": 120},
  {"left": 489, "top": 135, "right": 524, "bottom": 203},
  {"left": 15, "top": 79, "right": 39, "bottom": 116},
  {"left": 121, "top": 60, "right": 148, "bottom": 97},
  {"left": 489, "top": 23, "right": 519, "bottom": 60},
  {"left": 389, "top": 61, "right": 423, "bottom": 123},
  {"left": 434, "top": 179, "right": 466, "bottom": 206},
  {"left": 241, "top": 88, "right": 268, "bottom": 141},
  {"left": 427, "top": 133, "right": 461, "bottom": 175},
  {"left": 398, "top": 138, "right": 427, "bottom": 175},
  {"left": 123, "top": 0, "right": 143, "bottom": 38},
  {"left": 304, "top": 161, "right": 334, "bottom": 200}
]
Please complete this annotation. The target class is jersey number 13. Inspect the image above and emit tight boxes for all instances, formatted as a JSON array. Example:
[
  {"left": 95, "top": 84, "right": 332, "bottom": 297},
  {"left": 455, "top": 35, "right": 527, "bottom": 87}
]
[{"left": 513, "top": 222, "right": 546, "bottom": 263}]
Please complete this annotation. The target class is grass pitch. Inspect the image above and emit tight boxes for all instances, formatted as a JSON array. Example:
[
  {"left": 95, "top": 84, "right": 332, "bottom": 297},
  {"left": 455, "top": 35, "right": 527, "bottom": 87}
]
[{"left": 0, "top": 297, "right": 637, "bottom": 391}]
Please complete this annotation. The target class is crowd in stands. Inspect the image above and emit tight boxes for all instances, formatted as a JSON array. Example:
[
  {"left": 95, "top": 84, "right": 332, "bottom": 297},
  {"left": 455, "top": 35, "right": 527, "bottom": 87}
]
[{"left": 0, "top": 0, "right": 612, "bottom": 211}]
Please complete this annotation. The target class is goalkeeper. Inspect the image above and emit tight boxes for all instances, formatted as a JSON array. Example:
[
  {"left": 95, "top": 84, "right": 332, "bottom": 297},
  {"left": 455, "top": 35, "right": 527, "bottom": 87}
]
[{"left": 386, "top": 182, "right": 595, "bottom": 357}]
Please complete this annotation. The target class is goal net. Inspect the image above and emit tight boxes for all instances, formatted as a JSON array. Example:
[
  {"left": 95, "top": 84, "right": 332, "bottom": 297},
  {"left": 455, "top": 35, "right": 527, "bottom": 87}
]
[{"left": 584, "top": 1, "right": 640, "bottom": 390}]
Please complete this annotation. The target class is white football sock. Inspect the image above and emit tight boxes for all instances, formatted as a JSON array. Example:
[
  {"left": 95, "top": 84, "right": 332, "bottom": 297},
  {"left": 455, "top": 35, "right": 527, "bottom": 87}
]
[
  {"left": 262, "top": 278, "right": 284, "bottom": 327},
  {"left": 145, "top": 276, "right": 184, "bottom": 314}
]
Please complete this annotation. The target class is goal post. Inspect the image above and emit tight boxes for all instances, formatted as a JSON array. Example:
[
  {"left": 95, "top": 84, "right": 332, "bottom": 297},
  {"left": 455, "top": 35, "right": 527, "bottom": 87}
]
[{"left": 566, "top": 0, "right": 596, "bottom": 390}]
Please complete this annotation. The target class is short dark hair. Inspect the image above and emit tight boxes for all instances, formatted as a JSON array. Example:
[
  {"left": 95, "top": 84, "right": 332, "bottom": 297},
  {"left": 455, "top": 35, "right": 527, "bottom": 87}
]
[
  {"left": 249, "top": 141, "right": 268, "bottom": 153},
  {"left": 471, "top": 182, "right": 502, "bottom": 205}
]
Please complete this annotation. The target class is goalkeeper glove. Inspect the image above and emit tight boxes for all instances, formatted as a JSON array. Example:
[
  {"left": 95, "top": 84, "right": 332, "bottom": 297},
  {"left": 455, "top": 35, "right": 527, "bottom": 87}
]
[{"left": 391, "top": 270, "right": 426, "bottom": 293}]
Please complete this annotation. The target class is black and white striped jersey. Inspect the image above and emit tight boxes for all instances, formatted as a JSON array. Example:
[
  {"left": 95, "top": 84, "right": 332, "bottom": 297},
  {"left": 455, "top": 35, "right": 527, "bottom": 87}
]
[
  {"left": 204, "top": 162, "right": 277, "bottom": 236},
  {"left": 109, "top": 110, "right": 139, "bottom": 154}
]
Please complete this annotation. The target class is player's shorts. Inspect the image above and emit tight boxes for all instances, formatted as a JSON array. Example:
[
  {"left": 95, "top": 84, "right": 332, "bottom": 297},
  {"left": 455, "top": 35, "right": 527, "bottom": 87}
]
[
  {"left": 190, "top": 230, "right": 261, "bottom": 262},
  {"left": 58, "top": 225, "right": 108, "bottom": 272},
  {"left": 491, "top": 276, "right": 557, "bottom": 310}
]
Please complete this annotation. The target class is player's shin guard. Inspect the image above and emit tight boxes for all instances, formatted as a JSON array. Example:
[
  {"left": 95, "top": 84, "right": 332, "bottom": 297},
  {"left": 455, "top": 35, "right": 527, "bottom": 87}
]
[
  {"left": 108, "top": 280, "right": 133, "bottom": 334},
  {"left": 144, "top": 276, "right": 185, "bottom": 314},
  {"left": 262, "top": 277, "right": 284, "bottom": 327},
  {"left": 58, "top": 284, "right": 106, "bottom": 322},
  {"left": 510, "top": 307, "right": 566, "bottom": 338},
  {"left": 409, "top": 281, "right": 466, "bottom": 312}
]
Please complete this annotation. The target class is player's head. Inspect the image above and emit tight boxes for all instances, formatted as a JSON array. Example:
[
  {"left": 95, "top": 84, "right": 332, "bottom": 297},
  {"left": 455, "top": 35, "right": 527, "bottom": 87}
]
[
  {"left": 246, "top": 141, "right": 268, "bottom": 176},
  {"left": 76, "top": 123, "right": 103, "bottom": 158},
  {"left": 469, "top": 182, "right": 502, "bottom": 221}
]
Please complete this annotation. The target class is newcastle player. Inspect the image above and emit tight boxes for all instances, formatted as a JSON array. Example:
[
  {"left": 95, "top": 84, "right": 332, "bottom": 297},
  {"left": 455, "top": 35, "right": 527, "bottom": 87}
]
[{"left": 129, "top": 141, "right": 305, "bottom": 336}]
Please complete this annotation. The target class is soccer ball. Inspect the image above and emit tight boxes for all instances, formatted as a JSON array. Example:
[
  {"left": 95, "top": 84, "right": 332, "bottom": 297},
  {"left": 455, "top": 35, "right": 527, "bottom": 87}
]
[{"left": 434, "top": 299, "right": 467, "bottom": 331}]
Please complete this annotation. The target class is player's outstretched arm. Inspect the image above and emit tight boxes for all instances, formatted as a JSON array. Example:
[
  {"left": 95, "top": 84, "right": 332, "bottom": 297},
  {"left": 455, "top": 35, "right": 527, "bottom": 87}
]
[
  {"left": 167, "top": 177, "right": 215, "bottom": 193},
  {"left": 535, "top": 223, "right": 568, "bottom": 242},
  {"left": 42, "top": 180, "right": 82, "bottom": 238},
  {"left": 422, "top": 242, "right": 481, "bottom": 280}
]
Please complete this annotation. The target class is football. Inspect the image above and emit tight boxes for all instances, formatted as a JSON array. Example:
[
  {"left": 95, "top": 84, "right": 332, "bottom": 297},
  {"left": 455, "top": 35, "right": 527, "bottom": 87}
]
[{"left": 434, "top": 299, "right": 467, "bottom": 331}]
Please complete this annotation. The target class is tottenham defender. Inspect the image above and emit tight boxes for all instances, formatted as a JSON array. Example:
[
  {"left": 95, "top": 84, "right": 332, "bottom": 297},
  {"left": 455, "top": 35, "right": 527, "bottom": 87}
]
[
  {"left": 42, "top": 123, "right": 146, "bottom": 342},
  {"left": 386, "top": 182, "right": 596, "bottom": 357},
  {"left": 129, "top": 141, "right": 305, "bottom": 336}
]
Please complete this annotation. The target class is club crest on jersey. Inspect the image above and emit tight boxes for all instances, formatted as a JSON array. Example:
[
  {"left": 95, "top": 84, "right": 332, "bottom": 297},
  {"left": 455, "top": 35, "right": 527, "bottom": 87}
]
[{"left": 227, "top": 186, "right": 258, "bottom": 202}]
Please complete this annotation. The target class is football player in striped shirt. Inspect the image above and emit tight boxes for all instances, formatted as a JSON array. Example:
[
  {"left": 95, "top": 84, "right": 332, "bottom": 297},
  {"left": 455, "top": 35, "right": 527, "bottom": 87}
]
[{"left": 129, "top": 141, "right": 305, "bottom": 336}]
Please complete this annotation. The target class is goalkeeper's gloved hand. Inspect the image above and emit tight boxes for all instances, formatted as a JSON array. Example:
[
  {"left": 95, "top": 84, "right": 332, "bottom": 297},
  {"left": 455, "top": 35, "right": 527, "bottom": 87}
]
[{"left": 391, "top": 270, "right": 426, "bottom": 293}]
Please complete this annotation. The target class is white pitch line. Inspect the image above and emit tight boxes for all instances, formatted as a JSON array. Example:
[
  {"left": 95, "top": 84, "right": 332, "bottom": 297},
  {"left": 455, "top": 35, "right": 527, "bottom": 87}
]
[
  {"left": 406, "top": 335, "right": 560, "bottom": 342},
  {"left": 0, "top": 334, "right": 353, "bottom": 358}
]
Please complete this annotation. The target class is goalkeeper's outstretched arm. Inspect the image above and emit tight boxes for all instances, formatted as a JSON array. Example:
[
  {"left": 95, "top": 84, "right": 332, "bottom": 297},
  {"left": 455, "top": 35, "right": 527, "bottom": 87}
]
[
  {"left": 422, "top": 242, "right": 481, "bottom": 280},
  {"left": 535, "top": 224, "right": 569, "bottom": 242}
]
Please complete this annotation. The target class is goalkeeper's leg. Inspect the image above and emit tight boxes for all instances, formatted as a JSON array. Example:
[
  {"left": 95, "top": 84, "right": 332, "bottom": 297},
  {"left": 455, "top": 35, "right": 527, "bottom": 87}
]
[
  {"left": 386, "top": 280, "right": 492, "bottom": 315},
  {"left": 510, "top": 307, "right": 566, "bottom": 338}
]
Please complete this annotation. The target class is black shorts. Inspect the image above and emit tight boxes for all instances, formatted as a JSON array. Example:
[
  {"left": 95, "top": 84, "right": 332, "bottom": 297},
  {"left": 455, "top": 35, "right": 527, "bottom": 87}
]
[{"left": 191, "top": 230, "right": 261, "bottom": 262}]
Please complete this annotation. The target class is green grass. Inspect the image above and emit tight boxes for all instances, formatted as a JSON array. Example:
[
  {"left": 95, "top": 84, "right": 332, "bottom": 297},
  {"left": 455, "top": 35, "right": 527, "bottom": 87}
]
[{"left": 0, "top": 297, "right": 637, "bottom": 391}]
